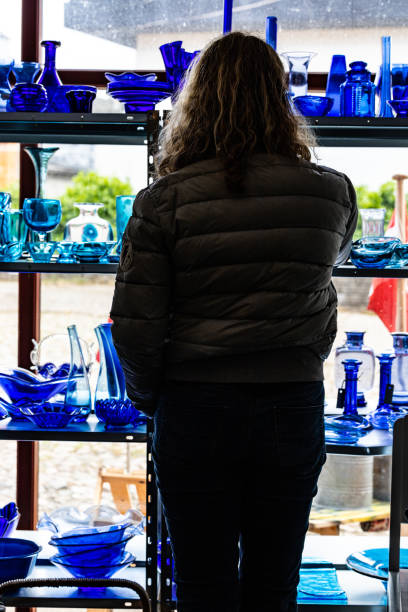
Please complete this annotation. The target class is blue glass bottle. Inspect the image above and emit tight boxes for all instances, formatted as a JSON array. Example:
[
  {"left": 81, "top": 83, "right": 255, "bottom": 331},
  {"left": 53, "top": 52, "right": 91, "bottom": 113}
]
[
  {"left": 368, "top": 353, "right": 404, "bottom": 430},
  {"left": 391, "top": 333, "right": 408, "bottom": 406},
  {"left": 340, "top": 61, "right": 375, "bottom": 117},
  {"left": 37, "top": 41, "right": 62, "bottom": 111},
  {"left": 64, "top": 325, "right": 91, "bottom": 423}
]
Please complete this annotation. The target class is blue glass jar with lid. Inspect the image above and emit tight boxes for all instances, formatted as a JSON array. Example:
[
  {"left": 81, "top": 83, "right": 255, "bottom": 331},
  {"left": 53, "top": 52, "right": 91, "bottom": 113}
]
[
  {"left": 340, "top": 61, "right": 375, "bottom": 117},
  {"left": 391, "top": 333, "right": 408, "bottom": 406},
  {"left": 334, "top": 332, "right": 375, "bottom": 406}
]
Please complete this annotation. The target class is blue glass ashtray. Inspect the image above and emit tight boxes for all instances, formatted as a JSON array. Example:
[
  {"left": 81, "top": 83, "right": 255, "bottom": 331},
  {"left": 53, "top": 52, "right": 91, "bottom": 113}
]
[
  {"left": 73, "top": 242, "right": 108, "bottom": 263},
  {"left": 18, "top": 402, "right": 82, "bottom": 429},
  {"left": 0, "top": 538, "right": 41, "bottom": 581},
  {"left": 94, "top": 398, "right": 142, "bottom": 429},
  {"left": 9, "top": 83, "right": 48, "bottom": 112},
  {"left": 0, "top": 502, "right": 20, "bottom": 537},
  {"left": 0, "top": 242, "right": 22, "bottom": 262},
  {"left": 51, "top": 550, "right": 134, "bottom": 580},
  {"left": 350, "top": 237, "right": 400, "bottom": 268},
  {"left": 293, "top": 95, "right": 334, "bottom": 116},
  {"left": 387, "top": 99, "right": 408, "bottom": 117}
]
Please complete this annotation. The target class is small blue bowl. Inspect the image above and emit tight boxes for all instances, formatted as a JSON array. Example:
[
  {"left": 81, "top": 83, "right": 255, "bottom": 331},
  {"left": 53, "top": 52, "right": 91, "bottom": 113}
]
[
  {"left": 0, "top": 537, "right": 41, "bottom": 581},
  {"left": 95, "top": 398, "right": 141, "bottom": 428},
  {"left": 350, "top": 237, "right": 400, "bottom": 268},
  {"left": 19, "top": 402, "right": 82, "bottom": 429},
  {"left": 73, "top": 242, "right": 108, "bottom": 263},
  {"left": 0, "top": 242, "right": 22, "bottom": 261},
  {"left": 28, "top": 241, "right": 58, "bottom": 263},
  {"left": 388, "top": 99, "right": 408, "bottom": 117},
  {"left": 293, "top": 95, "right": 334, "bottom": 116},
  {"left": 50, "top": 522, "right": 132, "bottom": 546}
]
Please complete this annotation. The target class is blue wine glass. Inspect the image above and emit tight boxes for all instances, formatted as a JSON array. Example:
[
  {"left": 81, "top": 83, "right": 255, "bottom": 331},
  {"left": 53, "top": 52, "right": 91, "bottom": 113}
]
[{"left": 23, "top": 198, "right": 62, "bottom": 241}]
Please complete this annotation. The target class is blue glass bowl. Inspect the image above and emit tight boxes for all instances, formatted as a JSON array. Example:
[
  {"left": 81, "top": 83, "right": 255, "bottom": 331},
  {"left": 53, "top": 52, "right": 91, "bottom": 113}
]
[
  {"left": 9, "top": 83, "right": 48, "bottom": 112},
  {"left": 0, "top": 502, "right": 20, "bottom": 537},
  {"left": 105, "top": 72, "right": 157, "bottom": 83},
  {"left": 0, "top": 242, "right": 22, "bottom": 262},
  {"left": 50, "top": 522, "right": 132, "bottom": 546},
  {"left": 106, "top": 81, "right": 172, "bottom": 112},
  {"left": 0, "top": 538, "right": 41, "bottom": 581},
  {"left": 388, "top": 243, "right": 408, "bottom": 267},
  {"left": 49, "top": 85, "right": 98, "bottom": 113},
  {"left": 293, "top": 95, "right": 334, "bottom": 116},
  {"left": 57, "top": 241, "right": 77, "bottom": 263},
  {"left": 49, "top": 532, "right": 133, "bottom": 560},
  {"left": 95, "top": 398, "right": 141, "bottom": 428},
  {"left": 0, "top": 367, "right": 68, "bottom": 404},
  {"left": 18, "top": 402, "right": 82, "bottom": 429},
  {"left": 28, "top": 241, "right": 58, "bottom": 263},
  {"left": 51, "top": 536, "right": 132, "bottom": 566},
  {"left": 51, "top": 550, "right": 134, "bottom": 580},
  {"left": 73, "top": 242, "right": 108, "bottom": 263},
  {"left": 350, "top": 237, "right": 400, "bottom": 268},
  {"left": 388, "top": 99, "right": 408, "bottom": 117}
]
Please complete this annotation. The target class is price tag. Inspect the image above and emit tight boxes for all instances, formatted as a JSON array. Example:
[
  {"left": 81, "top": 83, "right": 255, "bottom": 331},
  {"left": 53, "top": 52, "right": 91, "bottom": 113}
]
[
  {"left": 336, "top": 388, "right": 345, "bottom": 408},
  {"left": 384, "top": 383, "right": 394, "bottom": 404}
]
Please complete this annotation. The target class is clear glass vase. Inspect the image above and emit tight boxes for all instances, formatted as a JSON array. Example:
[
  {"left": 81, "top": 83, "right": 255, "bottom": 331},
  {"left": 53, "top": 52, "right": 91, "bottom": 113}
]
[
  {"left": 23, "top": 146, "right": 59, "bottom": 199},
  {"left": 63, "top": 203, "right": 113, "bottom": 243},
  {"left": 391, "top": 333, "right": 408, "bottom": 406},
  {"left": 280, "top": 52, "right": 316, "bottom": 98},
  {"left": 334, "top": 332, "right": 375, "bottom": 407},
  {"left": 64, "top": 325, "right": 92, "bottom": 423}
]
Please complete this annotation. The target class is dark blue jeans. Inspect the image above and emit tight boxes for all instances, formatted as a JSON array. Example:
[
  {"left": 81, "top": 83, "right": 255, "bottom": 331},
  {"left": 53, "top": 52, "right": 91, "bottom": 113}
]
[{"left": 152, "top": 381, "right": 326, "bottom": 612}]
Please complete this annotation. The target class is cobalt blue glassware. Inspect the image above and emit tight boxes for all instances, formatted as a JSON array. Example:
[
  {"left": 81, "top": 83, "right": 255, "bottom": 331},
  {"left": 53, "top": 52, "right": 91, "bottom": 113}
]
[
  {"left": 19, "top": 401, "right": 82, "bottom": 429},
  {"left": 49, "top": 533, "right": 133, "bottom": 560},
  {"left": 325, "top": 55, "right": 347, "bottom": 117},
  {"left": 37, "top": 40, "right": 62, "bottom": 111},
  {"left": 65, "top": 89, "right": 96, "bottom": 113},
  {"left": 65, "top": 324, "right": 92, "bottom": 423},
  {"left": 11, "top": 62, "right": 41, "bottom": 84},
  {"left": 24, "top": 147, "right": 59, "bottom": 199},
  {"left": 72, "top": 242, "right": 109, "bottom": 263},
  {"left": 51, "top": 550, "right": 134, "bottom": 580},
  {"left": 9, "top": 83, "right": 48, "bottom": 112},
  {"left": 388, "top": 100, "right": 408, "bottom": 117},
  {"left": 159, "top": 41, "right": 199, "bottom": 94},
  {"left": 0, "top": 502, "right": 20, "bottom": 537},
  {"left": 0, "top": 402, "right": 7, "bottom": 420},
  {"left": 105, "top": 72, "right": 157, "bottom": 83},
  {"left": 392, "top": 64, "right": 408, "bottom": 87},
  {"left": 340, "top": 61, "right": 375, "bottom": 117},
  {"left": 49, "top": 85, "right": 98, "bottom": 112},
  {"left": 392, "top": 85, "right": 408, "bottom": 100},
  {"left": 23, "top": 198, "right": 62, "bottom": 241},
  {"left": 265, "top": 16, "right": 277, "bottom": 50},
  {"left": 379, "top": 36, "right": 393, "bottom": 118},
  {"left": 116, "top": 195, "right": 135, "bottom": 241},
  {"left": 57, "top": 241, "right": 77, "bottom": 263},
  {"left": 106, "top": 80, "right": 172, "bottom": 112},
  {"left": 0, "top": 538, "right": 41, "bottom": 581},
  {"left": 293, "top": 95, "right": 333, "bottom": 116},
  {"left": 50, "top": 522, "right": 133, "bottom": 546},
  {"left": 0, "top": 61, "right": 13, "bottom": 112},
  {"left": 95, "top": 399, "right": 141, "bottom": 429},
  {"left": 28, "top": 240, "right": 58, "bottom": 263},
  {"left": 391, "top": 333, "right": 408, "bottom": 406},
  {"left": 350, "top": 237, "right": 400, "bottom": 268},
  {"left": 368, "top": 353, "right": 404, "bottom": 430}
]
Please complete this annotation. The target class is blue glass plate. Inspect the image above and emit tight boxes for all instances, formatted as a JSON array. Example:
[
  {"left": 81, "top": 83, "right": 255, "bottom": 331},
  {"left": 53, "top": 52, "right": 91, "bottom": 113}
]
[
  {"left": 106, "top": 81, "right": 172, "bottom": 93},
  {"left": 346, "top": 548, "right": 408, "bottom": 580},
  {"left": 298, "top": 567, "right": 347, "bottom": 601}
]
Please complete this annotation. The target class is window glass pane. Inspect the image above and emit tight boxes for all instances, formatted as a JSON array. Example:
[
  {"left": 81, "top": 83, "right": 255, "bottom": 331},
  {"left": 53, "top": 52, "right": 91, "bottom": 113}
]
[
  {"left": 43, "top": 0, "right": 407, "bottom": 72},
  {"left": 0, "top": 0, "right": 21, "bottom": 62}
]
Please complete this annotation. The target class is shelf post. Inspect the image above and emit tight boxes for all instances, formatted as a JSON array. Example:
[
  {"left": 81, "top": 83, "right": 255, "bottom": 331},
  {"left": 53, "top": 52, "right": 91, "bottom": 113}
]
[{"left": 393, "top": 174, "right": 408, "bottom": 332}]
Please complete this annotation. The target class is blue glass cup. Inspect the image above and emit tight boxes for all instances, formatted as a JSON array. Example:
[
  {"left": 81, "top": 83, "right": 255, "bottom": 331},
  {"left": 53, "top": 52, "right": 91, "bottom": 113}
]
[
  {"left": 28, "top": 241, "right": 58, "bottom": 263},
  {"left": 23, "top": 198, "right": 62, "bottom": 242},
  {"left": 57, "top": 241, "right": 77, "bottom": 263},
  {"left": 65, "top": 89, "right": 96, "bottom": 113}
]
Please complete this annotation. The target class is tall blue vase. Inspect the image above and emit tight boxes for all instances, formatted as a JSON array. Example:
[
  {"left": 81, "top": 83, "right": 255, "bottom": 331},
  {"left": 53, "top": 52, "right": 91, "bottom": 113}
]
[
  {"left": 326, "top": 55, "right": 347, "bottom": 117},
  {"left": 265, "top": 17, "right": 277, "bottom": 51},
  {"left": 379, "top": 36, "right": 393, "bottom": 118},
  {"left": 64, "top": 325, "right": 92, "bottom": 423}
]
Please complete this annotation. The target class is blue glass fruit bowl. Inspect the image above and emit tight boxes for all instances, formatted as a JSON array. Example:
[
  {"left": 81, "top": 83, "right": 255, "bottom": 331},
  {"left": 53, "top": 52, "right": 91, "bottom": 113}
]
[
  {"left": 50, "top": 522, "right": 133, "bottom": 547},
  {"left": 51, "top": 550, "right": 134, "bottom": 580},
  {"left": 0, "top": 538, "right": 41, "bottom": 581},
  {"left": 73, "top": 242, "right": 108, "bottom": 263},
  {"left": 388, "top": 99, "right": 408, "bottom": 117},
  {"left": 293, "top": 95, "right": 334, "bottom": 116},
  {"left": 0, "top": 241, "right": 22, "bottom": 262},
  {"left": 95, "top": 398, "right": 142, "bottom": 429},
  {"left": 350, "top": 237, "right": 400, "bottom": 268},
  {"left": 18, "top": 402, "right": 82, "bottom": 429},
  {"left": 0, "top": 502, "right": 20, "bottom": 537},
  {"left": 0, "top": 367, "right": 68, "bottom": 405},
  {"left": 9, "top": 83, "right": 48, "bottom": 112}
]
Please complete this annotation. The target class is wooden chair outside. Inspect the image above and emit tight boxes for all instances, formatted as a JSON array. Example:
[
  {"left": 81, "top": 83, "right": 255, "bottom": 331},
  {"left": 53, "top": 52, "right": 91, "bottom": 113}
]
[{"left": 95, "top": 467, "right": 147, "bottom": 515}]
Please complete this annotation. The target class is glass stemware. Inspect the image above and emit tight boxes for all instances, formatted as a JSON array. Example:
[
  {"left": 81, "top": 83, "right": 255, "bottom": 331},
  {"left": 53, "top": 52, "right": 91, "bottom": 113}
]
[
  {"left": 23, "top": 146, "right": 59, "bottom": 199},
  {"left": 280, "top": 52, "right": 316, "bottom": 98},
  {"left": 23, "top": 198, "right": 62, "bottom": 242}
]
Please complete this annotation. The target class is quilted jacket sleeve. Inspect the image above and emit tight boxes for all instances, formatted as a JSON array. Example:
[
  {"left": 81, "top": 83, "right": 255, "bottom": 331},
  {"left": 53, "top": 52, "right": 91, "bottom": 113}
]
[
  {"left": 334, "top": 173, "right": 358, "bottom": 266},
  {"left": 110, "top": 186, "right": 171, "bottom": 417}
]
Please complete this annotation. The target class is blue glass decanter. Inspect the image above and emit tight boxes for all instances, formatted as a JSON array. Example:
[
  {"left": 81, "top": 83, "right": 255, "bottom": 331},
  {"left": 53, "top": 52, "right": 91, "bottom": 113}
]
[
  {"left": 37, "top": 40, "right": 62, "bottom": 111},
  {"left": 391, "top": 333, "right": 408, "bottom": 407},
  {"left": 94, "top": 323, "right": 144, "bottom": 429},
  {"left": 325, "top": 359, "right": 371, "bottom": 444},
  {"left": 340, "top": 61, "right": 375, "bottom": 117},
  {"left": 64, "top": 325, "right": 92, "bottom": 423},
  {"left": 334, "top": 332, "right": 375, "bottom": 407},
  {"left": 368, "top": 353, "right": 404, "bottom": 430}
]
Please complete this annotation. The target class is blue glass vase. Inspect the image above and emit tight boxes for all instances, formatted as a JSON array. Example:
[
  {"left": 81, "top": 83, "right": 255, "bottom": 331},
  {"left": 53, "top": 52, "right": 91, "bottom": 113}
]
[
  {"left": 9, "top": 84, "right": 48, "bottom": 113},
  {"left": 379, "top": 36, "right": 393, "bottom": 118},
  {"left": 37, "top": 40, "right": 62, "bottom": 111},
  {"left": 325, "top": 359, "right": 371, "bottom": 444},
  {"left": 64, "top": 325, "right": 92, "bottom": 423},
  {"left": 340, "top": 61, "right": 375, "bottom": 117},
  {"left": 65, "top": 89, "right": 96, "bottom": 113},
  {"left": 24, "top": 147, "right": 59, "bottom": 199},
  {"left": 0, "top": 192, "right": 12, "bottom": 256},
  {"left": 11, "top": 62, "right": 41, "bottom": 84},
  {"left": 368, "top": 353, "right": 404, "bottom": 430},
  {"left": 325, "top": 55, "right": 347, "bottom": 117},
  {"left": 0, "top": 61, "right": 13, "bottom": 112},
  {"left": 391, "top": 333, "right": 408, "bottom": 406},
  {"left": 265, "top": 17, "right": 277, "bottom": 50},
  {"left": 116, "top": 195, "right": 135, "bottom": 255},
  {"left": 334, "top": 332, "right": 375, "bottom": 407}
]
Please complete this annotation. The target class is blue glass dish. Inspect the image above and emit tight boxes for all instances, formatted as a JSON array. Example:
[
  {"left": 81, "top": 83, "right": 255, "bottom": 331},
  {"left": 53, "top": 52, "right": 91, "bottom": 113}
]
[
  {"left": 50, "top": 522, "right": 133, "bottom": 546},
  {"left": 293, "top": 95, "right": 333, "bottom": 116},
  {"left": 106, "top": 84, "right": 172, "bottom": 113},
  {"left": 347, "top": 548, "right": 408, "bottom": 581},
  {"left": 49, "top": 532, "right": 133, "bottom": 559},
  {"left": 105, "top": 72, "right": 157, "bottom": 83},
  {"left": 0, "top": 242, "right": 22, "bottom": 262},
  {"left": 65, "top": 89, "right": 97, "bottom": 113},
  {"left": 388, "top": 99, "right": 408, "bottom": 117},
  {"left": 57, "top": 241, "right": 77, "bottom": 263},
  {"left": 51, "top": 537, "right": 132, "bottom": 567},
  {"left": 51, "top": 550, "right": 134, "bottom": 580},
  {"left": 19, "top": 401, "right": 82, "bottom": 429},
  {"left": 95, "top": 398, "right": 142, "bottom": 429},
  {"left": 9, "top": 84, "right": 48, "bottom": 112},
  {"left": 350, "top": 237, "right": 400, "bottom": 268},
  {"left": 28, "top": 241, "right": 58, "bottom": 263},
  {"left": 73, "top": 242, "right": 108, "bottom": 263},
  {"left": 0, "top": 368, "right": 68, "bottom": 404},
  {"left": 0, "top": 538, "right": 41, "bottom": 581},
  {"left": 11, "top": 62, "right": 41, "bottom": 84},
  {"left": 0, "top": 502, "right": 20, "bottom": 537},
  {"left": 49, "top": 85, "right": 98, "bottom": 113}
]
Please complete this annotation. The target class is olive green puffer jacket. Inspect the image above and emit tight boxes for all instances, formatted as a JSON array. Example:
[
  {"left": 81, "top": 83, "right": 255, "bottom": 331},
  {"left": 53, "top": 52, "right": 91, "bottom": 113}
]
[{"left": 110, "top": 153, "right": 357, "bottom": 415}]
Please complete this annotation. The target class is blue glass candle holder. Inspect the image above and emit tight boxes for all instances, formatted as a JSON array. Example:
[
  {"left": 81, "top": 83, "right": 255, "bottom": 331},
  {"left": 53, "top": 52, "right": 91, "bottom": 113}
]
[
  {"left": 65, "top": 89, "right": 97, "bottom": 113},
  {"left": 368, "top": 353, "right": 405, "bottom": 430},
  {"left": 57, "top": 241, "right": 77, "bottom": 263},
  {"left": 11, "top": 62, "right": 41, "bottom": 84},
  {"left": 293, "top": 95, "right": 333, "bottom": 116},
  {"left": 350, "top": 237, "right": 400, "bottom": 269},
  {"left": 9, "top": 83, "right": 48, "bottom": 112}
]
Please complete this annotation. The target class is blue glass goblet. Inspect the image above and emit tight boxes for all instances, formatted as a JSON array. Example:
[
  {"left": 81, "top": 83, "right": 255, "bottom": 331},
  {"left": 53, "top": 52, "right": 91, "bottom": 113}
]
[{"left": 23, "top": 198, "right": 62, "bottom": 242}]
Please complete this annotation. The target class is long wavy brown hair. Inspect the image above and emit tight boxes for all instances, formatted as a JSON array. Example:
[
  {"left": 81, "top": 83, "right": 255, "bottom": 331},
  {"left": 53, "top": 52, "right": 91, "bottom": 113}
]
[{"left": 156, "top": 31, "right": 314, "bottom": 189}]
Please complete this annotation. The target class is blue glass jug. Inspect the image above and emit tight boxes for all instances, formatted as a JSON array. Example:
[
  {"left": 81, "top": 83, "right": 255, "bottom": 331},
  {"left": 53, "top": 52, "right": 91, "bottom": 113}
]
[{"left": 340, "top": 61, "right": 375, "bottom": 117}]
